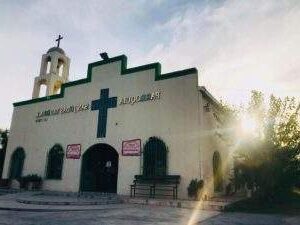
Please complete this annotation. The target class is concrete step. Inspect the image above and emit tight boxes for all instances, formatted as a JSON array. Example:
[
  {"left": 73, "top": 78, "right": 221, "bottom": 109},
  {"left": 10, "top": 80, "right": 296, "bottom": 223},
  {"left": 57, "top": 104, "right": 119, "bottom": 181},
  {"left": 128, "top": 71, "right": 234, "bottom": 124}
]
[
  {"left": 14, "top": 191, "right": 123, "bottom": 206},
  {"left": 16, "top": 198, "right": 121, "bottom": 206},
  {"left": 207, "top": 196, "right": 245, "bottom": 203},
  {"left": 0, "top": 188, "right": 22, "bottom": 195},
  {"left": 123, "top": 196, "right": 244, "bottom": 212},
  {"left": 40, "top": 191, "right": 118, "bottom": 199}
]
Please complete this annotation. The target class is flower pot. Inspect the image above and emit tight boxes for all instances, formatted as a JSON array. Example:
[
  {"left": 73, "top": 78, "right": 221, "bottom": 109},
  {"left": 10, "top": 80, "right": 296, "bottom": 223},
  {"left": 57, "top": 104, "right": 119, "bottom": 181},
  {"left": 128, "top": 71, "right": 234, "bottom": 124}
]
[
  {"left": 27, "top": 182, "right": 33, "bottom": 191},
  {"left": 10, "top": 179, "right": 20, "bottom": 189},
  {"left": 246, "top": 189, "right": 252, "bottom": 198}
]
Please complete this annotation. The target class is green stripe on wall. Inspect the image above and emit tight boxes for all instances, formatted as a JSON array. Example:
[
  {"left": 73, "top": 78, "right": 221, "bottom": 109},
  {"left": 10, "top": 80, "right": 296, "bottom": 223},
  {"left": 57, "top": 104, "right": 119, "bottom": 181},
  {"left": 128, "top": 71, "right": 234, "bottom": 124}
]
[{"left": 14, "top": 55, "right": 197, "bottom": 107}]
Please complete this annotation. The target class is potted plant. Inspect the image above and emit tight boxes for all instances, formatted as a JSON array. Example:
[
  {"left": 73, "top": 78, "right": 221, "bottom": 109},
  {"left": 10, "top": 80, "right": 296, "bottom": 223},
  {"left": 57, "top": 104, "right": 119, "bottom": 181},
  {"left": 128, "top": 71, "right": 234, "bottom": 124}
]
[
  {"left": 20, "top": 174, "right": 42, "bottom": 190},
  {"left": 225, "top": 182, "right": 233, "bottom": 196},
  {"left": 187, "top": 179, "right": 204, "bottom": 200}
]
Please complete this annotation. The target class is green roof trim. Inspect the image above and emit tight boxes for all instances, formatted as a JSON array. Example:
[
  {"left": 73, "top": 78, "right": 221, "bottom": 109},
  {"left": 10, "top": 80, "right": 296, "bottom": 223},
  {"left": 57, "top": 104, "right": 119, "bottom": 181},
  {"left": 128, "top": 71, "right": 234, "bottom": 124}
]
[{"left": 14, "top": 55, "right": 197, "bottom": 107}]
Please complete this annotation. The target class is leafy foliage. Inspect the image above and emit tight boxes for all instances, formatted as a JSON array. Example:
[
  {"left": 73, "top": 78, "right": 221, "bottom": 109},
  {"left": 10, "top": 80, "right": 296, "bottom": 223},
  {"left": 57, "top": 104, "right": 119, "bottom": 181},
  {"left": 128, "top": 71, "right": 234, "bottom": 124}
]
[
  {"left": 0, "top": 129, "right": 9, "bottom": 178},
  {"left": 0, "top": 129, "right": 8, "bottom": 151},
  {"left": 187, "top": 179, "right": 204, "bottom": 199},
  {"left": 231, "top": 91, "right": 300, "bottom": 201},
  {"left": 234, "top": 140, "right": 300, "bottom": 201},
  {"left": 18, "top": 174, "right": 42, "bottom": 189}
]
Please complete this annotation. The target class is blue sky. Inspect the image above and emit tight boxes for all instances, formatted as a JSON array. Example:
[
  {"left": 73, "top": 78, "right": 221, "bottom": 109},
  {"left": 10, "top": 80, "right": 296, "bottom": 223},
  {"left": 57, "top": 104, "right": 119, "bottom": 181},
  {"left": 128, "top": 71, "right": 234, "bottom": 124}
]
[{"left": 1, "top": 0, "right": 300, "bottom": 129}]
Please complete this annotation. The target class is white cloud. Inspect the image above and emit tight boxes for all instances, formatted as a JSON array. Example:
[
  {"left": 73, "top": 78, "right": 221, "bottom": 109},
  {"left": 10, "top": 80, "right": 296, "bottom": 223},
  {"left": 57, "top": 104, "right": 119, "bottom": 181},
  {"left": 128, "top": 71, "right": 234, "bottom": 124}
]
[
  {"left": 0, "top": 0, "right": 299, "bottom": 128},
  {"left": 144, "top": 0, "right": 300, "bottom": 104},
  {"left": 0, "top": 0, "right": 143, "bottom": 128}
]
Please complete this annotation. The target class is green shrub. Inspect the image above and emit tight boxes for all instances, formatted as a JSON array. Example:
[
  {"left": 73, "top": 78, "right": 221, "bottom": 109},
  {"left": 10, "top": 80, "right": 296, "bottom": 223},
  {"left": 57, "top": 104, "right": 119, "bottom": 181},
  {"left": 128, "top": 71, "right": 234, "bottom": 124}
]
[
  {"left": 21, "top": 174, "right": 42, "bottom": 182},
  {"left": 225, "top": 183, "right": 233, "bottom": 196},
  {"left": 187, "top": 179, "right": 204, "bottom": 199},
  {"left": 18, "top": 174, "right": 42, "bottom": 189}
]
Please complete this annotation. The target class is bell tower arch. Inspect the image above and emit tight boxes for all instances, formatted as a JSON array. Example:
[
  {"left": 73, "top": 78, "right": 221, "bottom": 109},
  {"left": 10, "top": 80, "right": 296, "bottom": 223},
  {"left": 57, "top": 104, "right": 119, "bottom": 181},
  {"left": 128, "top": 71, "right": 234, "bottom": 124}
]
[{"left": 32, "top": 35, "right": 70, "bottom": 98}]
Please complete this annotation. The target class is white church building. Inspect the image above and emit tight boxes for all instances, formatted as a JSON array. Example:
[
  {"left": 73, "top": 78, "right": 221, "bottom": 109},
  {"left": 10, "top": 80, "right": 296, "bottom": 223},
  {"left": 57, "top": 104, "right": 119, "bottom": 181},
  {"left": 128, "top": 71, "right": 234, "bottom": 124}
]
[{"left": 3, "top": 40, "right": 232, "bottom": 199}]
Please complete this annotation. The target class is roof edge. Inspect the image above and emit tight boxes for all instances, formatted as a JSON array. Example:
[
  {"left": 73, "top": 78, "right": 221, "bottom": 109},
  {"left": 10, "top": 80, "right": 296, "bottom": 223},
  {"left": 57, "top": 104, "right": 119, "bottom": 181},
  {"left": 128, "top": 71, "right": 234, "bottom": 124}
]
[
  {"left": 198, "top": 86, "right": 221, "bottom": 109},
  {"left": 14, "top": 54, "right": 198, "bottom": 107}
]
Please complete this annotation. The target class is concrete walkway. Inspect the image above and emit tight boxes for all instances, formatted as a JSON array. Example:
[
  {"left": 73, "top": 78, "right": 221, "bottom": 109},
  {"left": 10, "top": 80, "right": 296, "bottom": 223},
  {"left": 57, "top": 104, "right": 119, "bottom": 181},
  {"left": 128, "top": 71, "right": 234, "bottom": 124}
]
[
  {"left": 0, "top": 204, "right": 299, "bottom": 225},
  {"left": 0, "top": 192, "right": 124, "bottom": 211},
  {"left": 0, "top": 192, "right": 299, "bottom": 224}
]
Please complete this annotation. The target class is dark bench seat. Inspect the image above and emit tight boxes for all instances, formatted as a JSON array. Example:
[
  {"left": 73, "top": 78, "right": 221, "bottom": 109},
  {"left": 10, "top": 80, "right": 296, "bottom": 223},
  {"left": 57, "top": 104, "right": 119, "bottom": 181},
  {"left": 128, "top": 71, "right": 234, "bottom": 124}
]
[
  {"left": 0, "top": 179, "right": 11, "bottom": 188},
  {"left": 130, "top": 175, "right": 180, "bottom": 199}
]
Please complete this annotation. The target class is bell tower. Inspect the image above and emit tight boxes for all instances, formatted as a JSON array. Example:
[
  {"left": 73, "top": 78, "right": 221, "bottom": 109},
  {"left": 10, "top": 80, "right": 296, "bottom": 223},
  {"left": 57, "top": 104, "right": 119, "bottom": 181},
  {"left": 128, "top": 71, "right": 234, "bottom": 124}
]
[{"left": 32, "top": 35, "right": 70, "bottom": 98}]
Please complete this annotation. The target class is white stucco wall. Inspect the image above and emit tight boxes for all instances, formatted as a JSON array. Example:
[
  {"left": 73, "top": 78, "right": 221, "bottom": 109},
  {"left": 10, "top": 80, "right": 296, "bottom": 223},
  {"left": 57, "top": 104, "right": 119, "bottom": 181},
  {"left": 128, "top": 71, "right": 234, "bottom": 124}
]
[{"left": 198, "top": 97, "right": 232, "bottom": 197}]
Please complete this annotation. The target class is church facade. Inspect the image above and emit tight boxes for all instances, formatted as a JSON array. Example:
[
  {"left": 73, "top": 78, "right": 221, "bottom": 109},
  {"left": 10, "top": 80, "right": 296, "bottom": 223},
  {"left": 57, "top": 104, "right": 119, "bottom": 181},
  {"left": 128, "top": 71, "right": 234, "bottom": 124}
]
[{"left": 3, "top": 45, "right": 232, "bottom": 199}]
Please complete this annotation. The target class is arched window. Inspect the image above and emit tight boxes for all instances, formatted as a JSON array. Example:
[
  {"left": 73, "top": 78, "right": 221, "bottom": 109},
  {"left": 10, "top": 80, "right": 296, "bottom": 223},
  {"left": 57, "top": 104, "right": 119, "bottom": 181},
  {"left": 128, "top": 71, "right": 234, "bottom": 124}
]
[
  {"left": 46, "top": 56, "right": 51, "bottom": 74},
  {"left": 46, "top": 144, "right": 64, "bottom": 179},
  {"left": 143, "top": 137, "right": 167, "bottom": 177},
  {"left": 213, "top": 151, "right": 223, "bottom": 192},
  {"left": 9, "top": 147, "right": 25, "bottom": 179},
  {"left": 39, "top": 84, "right": 47, "bottom": 97},
  {"left": 58, "top": 64, "right": 64, "bottom": 76},
  {"left": 57, "top": 58, "right": 64, "bottom": 76}
]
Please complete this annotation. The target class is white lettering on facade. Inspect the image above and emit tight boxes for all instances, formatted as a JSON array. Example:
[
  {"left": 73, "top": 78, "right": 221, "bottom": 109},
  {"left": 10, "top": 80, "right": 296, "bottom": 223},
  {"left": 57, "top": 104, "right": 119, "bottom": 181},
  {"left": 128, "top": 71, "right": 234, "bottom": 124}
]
[
  {"left": 35, "top": 90, "right": 161, "bottom": 123},
  {"left": 36, "top": 103, "right": 90, "bottom": 122},
  {"left": 119, "top": 91, "right": 161, "bottom": 106}
]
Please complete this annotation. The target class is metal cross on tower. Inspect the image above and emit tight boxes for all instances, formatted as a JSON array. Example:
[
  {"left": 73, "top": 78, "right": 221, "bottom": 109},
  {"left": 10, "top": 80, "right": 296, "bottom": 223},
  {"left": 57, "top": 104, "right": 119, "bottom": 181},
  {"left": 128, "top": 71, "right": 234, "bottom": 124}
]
[{"left": 55, "top": 35, "right": 63, "bottom": 47}]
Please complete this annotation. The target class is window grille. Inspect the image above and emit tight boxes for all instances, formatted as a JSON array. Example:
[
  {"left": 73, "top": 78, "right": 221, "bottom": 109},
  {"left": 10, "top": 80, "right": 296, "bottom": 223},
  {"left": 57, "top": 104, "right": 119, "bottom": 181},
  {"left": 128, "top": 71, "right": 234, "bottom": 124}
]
[
  {"left": 46, "top": 144, "right": 64, "bottom": 179},
  {"left": 143, "top": 137, "right": 167, "bottom": 177}
]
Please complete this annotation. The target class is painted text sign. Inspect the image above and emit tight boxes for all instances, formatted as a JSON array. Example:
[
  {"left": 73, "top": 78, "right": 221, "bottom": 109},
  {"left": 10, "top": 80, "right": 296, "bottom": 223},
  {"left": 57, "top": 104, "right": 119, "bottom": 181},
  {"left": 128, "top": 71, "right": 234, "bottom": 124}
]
[
  {"left": 122, "top": 139, "right": 141, "bottom": 156},
  {"left": 66, "top": 144, "right": 81, "bottom": 159}
]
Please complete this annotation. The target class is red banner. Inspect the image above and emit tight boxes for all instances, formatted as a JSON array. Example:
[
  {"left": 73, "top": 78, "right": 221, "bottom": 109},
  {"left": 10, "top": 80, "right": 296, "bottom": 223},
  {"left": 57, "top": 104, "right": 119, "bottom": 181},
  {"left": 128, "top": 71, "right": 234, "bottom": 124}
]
[
  {"left": 122, "top": 139, "right": 141, "bottom": 156},
  {"left": 66, "top": 144, "right": 81, "bottom": 159}
]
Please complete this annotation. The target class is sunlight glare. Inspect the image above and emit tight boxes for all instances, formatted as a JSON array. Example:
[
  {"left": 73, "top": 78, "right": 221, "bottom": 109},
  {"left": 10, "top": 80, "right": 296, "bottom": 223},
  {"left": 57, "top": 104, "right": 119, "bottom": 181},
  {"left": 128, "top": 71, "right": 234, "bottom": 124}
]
[{"left": 240, "top": 114, "right": 257, "bottom": 135}]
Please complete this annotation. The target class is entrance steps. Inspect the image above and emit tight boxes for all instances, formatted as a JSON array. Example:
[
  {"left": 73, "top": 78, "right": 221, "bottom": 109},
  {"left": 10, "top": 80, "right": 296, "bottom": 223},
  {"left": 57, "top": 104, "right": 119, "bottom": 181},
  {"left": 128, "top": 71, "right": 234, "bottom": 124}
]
[
  {"left": 0, "top": 188, "right": 22, "bottom": 195},
  {"left": 16, "top": 191, "right": 122, "bottom": 206},
  {"left": 41, "top": 190, "right": 119, "bottom": 198},
  {"left": 123, "top": 195, "right": 245, "bottom": 211}
]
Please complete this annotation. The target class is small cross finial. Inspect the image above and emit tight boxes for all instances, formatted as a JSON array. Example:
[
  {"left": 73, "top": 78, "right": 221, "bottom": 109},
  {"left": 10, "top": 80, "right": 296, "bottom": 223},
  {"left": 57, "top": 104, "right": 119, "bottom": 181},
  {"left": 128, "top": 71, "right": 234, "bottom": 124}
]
[{"left": 55, "top": 34, "right": 63, "bottom": 47}]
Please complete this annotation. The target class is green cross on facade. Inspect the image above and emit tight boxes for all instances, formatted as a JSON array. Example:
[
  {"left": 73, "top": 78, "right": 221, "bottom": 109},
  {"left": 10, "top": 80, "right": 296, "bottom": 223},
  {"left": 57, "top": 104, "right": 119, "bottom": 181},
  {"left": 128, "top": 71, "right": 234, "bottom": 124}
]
[{"left": 91, "top": 89, "right": 117, "bottom": 138}]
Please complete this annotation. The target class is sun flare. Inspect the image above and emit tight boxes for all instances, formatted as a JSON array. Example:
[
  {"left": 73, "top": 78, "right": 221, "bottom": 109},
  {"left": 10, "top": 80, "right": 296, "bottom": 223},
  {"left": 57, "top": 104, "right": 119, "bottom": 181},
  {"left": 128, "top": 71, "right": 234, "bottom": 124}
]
[{"left": 240, "top": 114, "right": 257, "bottom": 135}]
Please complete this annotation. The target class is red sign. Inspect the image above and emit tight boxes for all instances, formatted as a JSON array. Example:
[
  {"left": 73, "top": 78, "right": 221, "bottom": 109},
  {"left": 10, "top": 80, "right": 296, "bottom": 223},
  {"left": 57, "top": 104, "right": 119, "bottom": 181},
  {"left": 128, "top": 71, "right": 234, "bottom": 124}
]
[
  {"left": 122, "top": 139, "right": 141, "bottom": 156},
  {"left": 66, "top": 144, "right": 81, "bottom": 159}
]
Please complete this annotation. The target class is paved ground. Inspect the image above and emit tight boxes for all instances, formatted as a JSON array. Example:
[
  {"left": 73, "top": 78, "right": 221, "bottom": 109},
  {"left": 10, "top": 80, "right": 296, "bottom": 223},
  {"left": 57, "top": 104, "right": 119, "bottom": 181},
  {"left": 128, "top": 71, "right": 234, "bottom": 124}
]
[
  {"left": 0, "top": 206, "right": 299, "bottom": 225},
  {"left": 0, "top": 192, "right": 122, "bottom": 211},
  {"left": 0, "top": 192, "right": 299, "bottom": 225}
]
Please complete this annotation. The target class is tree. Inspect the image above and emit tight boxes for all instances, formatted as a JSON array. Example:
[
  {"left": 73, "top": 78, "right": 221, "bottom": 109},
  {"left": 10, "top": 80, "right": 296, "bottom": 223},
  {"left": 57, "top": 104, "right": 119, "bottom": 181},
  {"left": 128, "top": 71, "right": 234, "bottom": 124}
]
[
  {"left": 0, "top": 129, "right": 8, "bottom": 150},
  {"left": 0, "top": 129, "right": 9, "bottom": 178},
  {"left": 231, "top": 91, "right": 300, "bottom": 201}
]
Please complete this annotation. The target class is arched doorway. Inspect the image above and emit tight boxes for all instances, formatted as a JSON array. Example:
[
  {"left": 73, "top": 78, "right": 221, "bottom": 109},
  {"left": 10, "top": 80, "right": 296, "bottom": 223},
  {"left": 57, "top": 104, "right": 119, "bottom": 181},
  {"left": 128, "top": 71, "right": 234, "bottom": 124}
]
[
  {"left": 213, "top": 151, "right": 223, "bottom": 192},
  {"left": 0, "top": 149, "right": 5, "bottom": 178},
  {"left": 80, "top": 143, "right": 118, "bottom": 193},
  {"left": 9, "top": 147, "right": 25, "bottom": 179}
]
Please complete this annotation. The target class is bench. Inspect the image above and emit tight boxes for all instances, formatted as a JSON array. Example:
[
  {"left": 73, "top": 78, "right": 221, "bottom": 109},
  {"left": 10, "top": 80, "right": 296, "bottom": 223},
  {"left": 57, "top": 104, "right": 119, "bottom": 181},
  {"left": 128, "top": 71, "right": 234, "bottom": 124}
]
[
  {"left": 0, "top": 179, "right": 11, "bottom": 188},
  {"left": 130, "top": 175, "right": 180, "bottom": 199}
]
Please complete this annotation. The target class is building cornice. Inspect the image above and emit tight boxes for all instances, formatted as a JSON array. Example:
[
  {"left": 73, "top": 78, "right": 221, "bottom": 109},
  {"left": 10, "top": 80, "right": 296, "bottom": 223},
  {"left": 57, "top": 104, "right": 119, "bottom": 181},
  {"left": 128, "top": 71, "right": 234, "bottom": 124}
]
[
  {"left": 14, "top": 55, "right": 197, "bottom": 107},
  {"left": 198, "top": 86, "right": 221, "bottom": 110}
]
